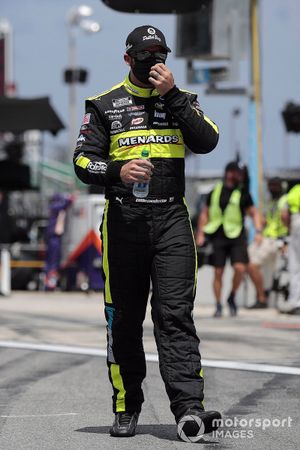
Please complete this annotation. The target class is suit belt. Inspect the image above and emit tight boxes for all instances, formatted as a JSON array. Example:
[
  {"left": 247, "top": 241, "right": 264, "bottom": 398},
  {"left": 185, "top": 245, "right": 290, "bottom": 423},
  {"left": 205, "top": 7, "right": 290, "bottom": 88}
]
[{"left": 108, "top": 195, "right": 184, "bottom": 205}]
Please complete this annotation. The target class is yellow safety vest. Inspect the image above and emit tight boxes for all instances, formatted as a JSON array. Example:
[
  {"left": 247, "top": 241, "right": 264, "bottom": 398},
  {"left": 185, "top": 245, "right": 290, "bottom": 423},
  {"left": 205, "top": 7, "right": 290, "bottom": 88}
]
[
  {"left": 287, "top": 184, "right": 300, "bottom": 214},
  {"left": 263, "top": 195, "right": 288, "bottom": 238},
  {"left": 204, "top": 182, "right": 243, "bottom": 239}
]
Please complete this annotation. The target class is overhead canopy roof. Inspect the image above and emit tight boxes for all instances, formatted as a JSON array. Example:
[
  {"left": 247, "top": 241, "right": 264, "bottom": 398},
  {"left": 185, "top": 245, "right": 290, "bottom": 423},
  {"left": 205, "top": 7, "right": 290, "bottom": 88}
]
[
  {"left": 0, "top": 96, "right": 65, "bottom": 135},
  {"left": 101, "top": 0, "right": 210, "bottom": 14}
]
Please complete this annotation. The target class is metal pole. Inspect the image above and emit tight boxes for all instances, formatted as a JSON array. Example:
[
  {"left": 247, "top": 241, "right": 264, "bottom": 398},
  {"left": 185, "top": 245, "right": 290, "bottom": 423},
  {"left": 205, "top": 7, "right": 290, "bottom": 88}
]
[
  {"left": 0, "top": 19, "right": 13, "bottom": 95},
  {"left": 68, "top": 26, "right": 77, "bottom": 160},
  {"left": 249, "top": 0, "right": 264, "bottom": 211},
  {"left": 0, "top": 247, "right": 11, "bottom": 296}
]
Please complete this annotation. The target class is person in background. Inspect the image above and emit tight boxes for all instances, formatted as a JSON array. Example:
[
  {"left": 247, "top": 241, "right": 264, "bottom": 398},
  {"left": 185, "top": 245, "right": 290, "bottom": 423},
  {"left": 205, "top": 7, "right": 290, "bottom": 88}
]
[
  {"left": 281, "top": 182, "right": 300, "bottom": 315},
  {"left": 247, "top": 178, "right": 288, "bottom": 308},
  {"left": 196, "top": 161, "right": 263, "bottom": 317},
  {"left": 44, "top": 193, "right": 73, "bottom": 291}
]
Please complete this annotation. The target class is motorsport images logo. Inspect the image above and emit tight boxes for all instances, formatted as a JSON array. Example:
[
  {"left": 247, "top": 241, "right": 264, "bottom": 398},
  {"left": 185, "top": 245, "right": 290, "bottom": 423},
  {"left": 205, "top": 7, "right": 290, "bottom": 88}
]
[
  {"left": 177, "top": 414, "right": 205, "bottom": 443},
  {"left": 212, "top": 416, "right": 293, "bottom": 439}
]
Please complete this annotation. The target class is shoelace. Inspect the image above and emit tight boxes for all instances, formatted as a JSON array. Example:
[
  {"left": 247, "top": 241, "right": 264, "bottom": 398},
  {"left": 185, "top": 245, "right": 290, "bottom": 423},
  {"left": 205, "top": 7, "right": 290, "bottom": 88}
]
[{"left": 119, "top": 413, "right": 133, "bottom": 426}]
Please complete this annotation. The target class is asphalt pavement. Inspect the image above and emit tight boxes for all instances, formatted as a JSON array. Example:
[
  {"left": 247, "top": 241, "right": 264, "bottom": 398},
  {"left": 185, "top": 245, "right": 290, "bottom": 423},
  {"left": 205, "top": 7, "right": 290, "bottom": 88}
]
[{"left": 0, "top": 291, "right": 299, "bottom": 450}]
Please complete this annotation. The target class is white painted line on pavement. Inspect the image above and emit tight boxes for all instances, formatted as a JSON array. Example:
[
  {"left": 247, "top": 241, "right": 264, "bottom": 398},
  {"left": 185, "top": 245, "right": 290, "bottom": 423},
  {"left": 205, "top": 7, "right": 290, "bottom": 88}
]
[
  {"left": 202, "top": 359, "right": 300, "bottom": 376},
  {"left": 0, "top": 413, "right": 78, "bottom": 418},
  {"left": 1, "top": 340, "right": 300, "bottom": 376},
  {"left": 0, "top": 340, "right": 107, "bottom": 357}
]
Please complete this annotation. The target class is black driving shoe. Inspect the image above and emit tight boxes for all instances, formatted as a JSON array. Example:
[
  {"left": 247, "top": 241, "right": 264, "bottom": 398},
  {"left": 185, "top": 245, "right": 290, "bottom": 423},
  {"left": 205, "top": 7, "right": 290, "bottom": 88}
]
[
  {"left": 287, "top": 306, "right": 300, "bottom": 315},
  {"left": 110, "top": 412, "right": 139, "bottom": 437},
  {"left": 213, "top": 304, "right": 223, "bottom": 318},
  {"left": 227, "top": 293, "right": 238, "bottom": 316},
  {"left": 247, "top": 300, "right": 268, "bottom": 309},
  {"left": 177, "top": 409, "right": 222, "bottom": 443}
]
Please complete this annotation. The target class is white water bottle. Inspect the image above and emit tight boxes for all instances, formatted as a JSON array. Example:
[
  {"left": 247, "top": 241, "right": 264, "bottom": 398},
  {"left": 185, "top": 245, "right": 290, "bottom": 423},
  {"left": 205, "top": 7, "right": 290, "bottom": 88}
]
[{"left": 132, "top": 149, "right": 150, "bottom": 198}]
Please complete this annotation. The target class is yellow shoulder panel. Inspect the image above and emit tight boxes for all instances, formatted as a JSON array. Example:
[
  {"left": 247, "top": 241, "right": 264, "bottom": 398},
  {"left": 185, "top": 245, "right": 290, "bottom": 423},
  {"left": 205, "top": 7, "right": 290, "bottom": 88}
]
[
  {"left": 87, "top": 81, "right": 124, "bottom": 101},
  {"left": 180, "top": 88, "right": 197, "bottom": 96}
]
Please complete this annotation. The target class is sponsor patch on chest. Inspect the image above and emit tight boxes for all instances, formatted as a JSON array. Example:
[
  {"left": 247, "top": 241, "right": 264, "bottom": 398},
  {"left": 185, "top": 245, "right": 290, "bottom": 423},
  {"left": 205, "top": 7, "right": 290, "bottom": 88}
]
[
  {"left": 154, "top": 102, "right": 164, "bottom": 110},
  {"left": 127, "top": 105, "right": 145, "bottom": 112},
  {"left": 112, "top": 97, "right": 133, "bottom": 108},
  {"left": 154, "top": 111, "right": 166, "bottom": 119},
  {"left": 118, "top": 134, "right": 179, "bottom": 147},
  {"left": 111, "top": 120, "right": 122, "bottom": 129},
  {"left": 131, "top": 117, "right": 144, "bottom": 126}
]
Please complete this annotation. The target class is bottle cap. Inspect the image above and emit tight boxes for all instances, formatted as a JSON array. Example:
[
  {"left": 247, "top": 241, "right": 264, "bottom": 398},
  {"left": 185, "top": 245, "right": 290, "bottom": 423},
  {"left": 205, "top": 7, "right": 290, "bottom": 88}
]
[{"left": 141, "top": 149, "right": 149, "bottom": 158}]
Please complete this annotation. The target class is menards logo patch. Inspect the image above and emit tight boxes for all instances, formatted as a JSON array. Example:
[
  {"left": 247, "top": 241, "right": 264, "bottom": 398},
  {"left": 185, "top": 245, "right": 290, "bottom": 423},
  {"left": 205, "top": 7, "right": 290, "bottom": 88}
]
[{"left": 118, "top": 135, "right": 179, "bottom": 147}]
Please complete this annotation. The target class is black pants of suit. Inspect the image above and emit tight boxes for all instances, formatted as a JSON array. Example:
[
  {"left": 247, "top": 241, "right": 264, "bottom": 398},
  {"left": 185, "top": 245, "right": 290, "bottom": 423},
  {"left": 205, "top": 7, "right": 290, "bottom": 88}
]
[{"left": 100, "top": 199, "right": 204, "bottom": 422}]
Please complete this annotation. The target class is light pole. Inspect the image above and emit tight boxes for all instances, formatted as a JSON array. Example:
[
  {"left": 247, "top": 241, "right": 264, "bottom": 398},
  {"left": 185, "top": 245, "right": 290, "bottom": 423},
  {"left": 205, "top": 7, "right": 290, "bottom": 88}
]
[
  {"left": 249, "top": 0, "right": 263, "bottom": 211},
  {"left": 230, "top": 108, "right": 241, "bottom": 160},
  {"left": 0, "top": 18, "right": 15, "bottom": 96},
  {"left": 66, "top": 5, "right": 100, "bottom": 157}
]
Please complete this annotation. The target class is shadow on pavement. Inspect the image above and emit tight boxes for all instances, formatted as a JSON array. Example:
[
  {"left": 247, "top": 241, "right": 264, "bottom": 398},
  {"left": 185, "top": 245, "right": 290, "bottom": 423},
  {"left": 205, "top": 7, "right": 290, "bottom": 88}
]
[{"left": 76, "top": 424, "right": 220, "bottom": 444}]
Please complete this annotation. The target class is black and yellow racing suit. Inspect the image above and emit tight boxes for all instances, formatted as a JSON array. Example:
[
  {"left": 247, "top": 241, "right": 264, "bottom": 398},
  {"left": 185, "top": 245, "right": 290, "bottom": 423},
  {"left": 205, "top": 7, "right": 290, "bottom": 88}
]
[{"left": 73, "top": 74, "right": 219, "bottom": 421}]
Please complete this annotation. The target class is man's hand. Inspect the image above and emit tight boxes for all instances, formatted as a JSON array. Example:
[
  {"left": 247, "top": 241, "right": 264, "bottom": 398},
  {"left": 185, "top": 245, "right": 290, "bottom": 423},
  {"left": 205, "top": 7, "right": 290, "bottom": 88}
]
[
  {"left": 120, "top": 159, "right": 154, "bottom": 185},
  {"left": 196, "top": 231, "right": 206, "bottom": 247},
  {"left": 149, "top": 63, "right": 174, "bottom": 96},
  {"left": 254, "top": 232, "right": 263, "bottom": 246}
]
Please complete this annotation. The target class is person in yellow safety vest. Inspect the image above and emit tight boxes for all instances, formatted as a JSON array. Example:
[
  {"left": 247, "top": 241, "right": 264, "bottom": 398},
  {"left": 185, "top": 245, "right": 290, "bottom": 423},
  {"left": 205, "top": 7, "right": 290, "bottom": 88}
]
[
  {"left": 196, "top": 161, "right": 263, "bottom": 317},
  {"left": 247, "top": 178, "right": 288, "bottom": 308},
  {"left": 281, "top": 182, "right": 300, "bottom": 315}
]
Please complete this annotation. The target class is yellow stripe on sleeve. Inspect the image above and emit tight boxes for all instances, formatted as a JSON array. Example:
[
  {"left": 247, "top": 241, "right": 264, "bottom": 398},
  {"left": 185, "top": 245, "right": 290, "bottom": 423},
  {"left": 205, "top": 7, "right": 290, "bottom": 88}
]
[
  {"left": 203, "top": 115, "right": 219, "bottom": 134},
  {"left": 75, "top": 155, "right": 90, "bottom": 169}
]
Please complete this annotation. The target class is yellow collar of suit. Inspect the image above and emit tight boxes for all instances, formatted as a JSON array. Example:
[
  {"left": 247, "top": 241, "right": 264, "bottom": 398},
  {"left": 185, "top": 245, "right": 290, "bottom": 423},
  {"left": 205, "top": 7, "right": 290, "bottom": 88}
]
[{"left": 123, "top": 74, "right": 160, "bottom": 98}]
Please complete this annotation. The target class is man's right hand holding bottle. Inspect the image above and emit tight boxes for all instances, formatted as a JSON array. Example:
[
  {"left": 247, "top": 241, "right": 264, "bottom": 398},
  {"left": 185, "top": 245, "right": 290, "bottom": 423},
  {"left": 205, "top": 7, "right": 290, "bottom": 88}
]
[{"left": 120, "top": 159, "right": 154, "bottom": 184}]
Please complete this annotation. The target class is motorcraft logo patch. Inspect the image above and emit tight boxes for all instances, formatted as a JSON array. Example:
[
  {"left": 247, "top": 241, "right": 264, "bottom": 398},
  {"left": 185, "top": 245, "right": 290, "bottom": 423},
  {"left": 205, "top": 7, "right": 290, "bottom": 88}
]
[
  {"left": 131, "top": 117, "right": 144, "bottom": 125},
  {"left": 118, "top": 135, "right": 179, "bottom": 147},
  {"left": 112, "top": 97, "right": 133, "bottom": 108}
]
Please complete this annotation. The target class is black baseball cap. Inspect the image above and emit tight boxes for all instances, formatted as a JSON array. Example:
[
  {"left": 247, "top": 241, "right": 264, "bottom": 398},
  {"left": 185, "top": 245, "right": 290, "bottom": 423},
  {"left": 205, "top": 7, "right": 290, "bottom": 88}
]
[
  {"left": 225, "top": 161, "right": 242, "bottom": 172},
  {"left": 125, "top": 25, "right": 171, "bottom": 55}
]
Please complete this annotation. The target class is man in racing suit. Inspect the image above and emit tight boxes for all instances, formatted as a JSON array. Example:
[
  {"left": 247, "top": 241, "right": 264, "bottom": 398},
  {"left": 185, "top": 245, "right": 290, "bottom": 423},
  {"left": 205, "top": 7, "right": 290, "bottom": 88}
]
[{"left": 73, "top": 25, "right": 221, "bottom": 441}]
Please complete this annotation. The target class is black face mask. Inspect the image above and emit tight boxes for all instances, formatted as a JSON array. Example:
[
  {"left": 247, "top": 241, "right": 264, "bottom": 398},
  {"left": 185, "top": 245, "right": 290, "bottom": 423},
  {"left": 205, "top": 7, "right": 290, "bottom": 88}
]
[{"left": 132, "top": 55, "right": 165, "bottom": 85}]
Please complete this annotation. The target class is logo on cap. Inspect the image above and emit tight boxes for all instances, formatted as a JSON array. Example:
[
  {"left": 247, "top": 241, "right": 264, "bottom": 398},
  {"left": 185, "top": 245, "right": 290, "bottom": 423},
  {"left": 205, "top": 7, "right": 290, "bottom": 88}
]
[{"left": 148, "top": 27, "right": 156, "bottom": 35}]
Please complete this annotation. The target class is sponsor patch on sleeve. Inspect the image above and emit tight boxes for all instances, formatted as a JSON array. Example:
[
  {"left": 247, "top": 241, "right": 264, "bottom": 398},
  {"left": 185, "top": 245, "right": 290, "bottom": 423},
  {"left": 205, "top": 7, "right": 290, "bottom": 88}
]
[
  {"left": 87, "top": 161, "right": 107, "bottom": 174},
  {"left": 192, "top": 100, "right": 202, "bottom": 114},
  {"left": 82, "top": 113, "right": 91, "bottom": 125}
]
